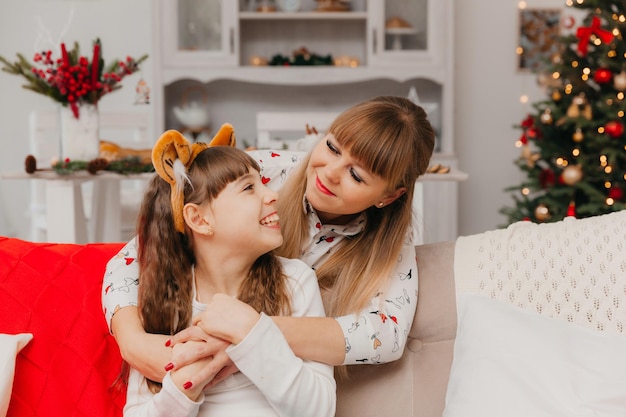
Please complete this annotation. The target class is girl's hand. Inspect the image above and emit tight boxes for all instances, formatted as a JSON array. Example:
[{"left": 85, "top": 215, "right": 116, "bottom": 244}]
[
  {"left": 168, "top": 325, "right": 239, "bottom": 389},
  {"left": 193, "top": 294, "right": 260, "bottom": 344}
]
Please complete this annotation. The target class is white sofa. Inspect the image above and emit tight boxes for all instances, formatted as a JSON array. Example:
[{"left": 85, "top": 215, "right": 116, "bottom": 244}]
[
  {"left": 337, "top": 210, "right": 626, "bottom": 416},
  {"left": 2, "top": 211, "right": 626, "bottom": 416}
]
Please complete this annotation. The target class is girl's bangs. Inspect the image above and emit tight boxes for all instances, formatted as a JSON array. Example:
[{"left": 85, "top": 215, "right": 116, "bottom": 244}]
[{"left": 190, "top": 147, "right": 261, "bottom": 199}]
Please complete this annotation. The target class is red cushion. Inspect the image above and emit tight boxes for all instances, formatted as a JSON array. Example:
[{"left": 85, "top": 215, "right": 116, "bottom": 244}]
[{"left": 0, "top": 237, "right": 126, "bottom": 417}]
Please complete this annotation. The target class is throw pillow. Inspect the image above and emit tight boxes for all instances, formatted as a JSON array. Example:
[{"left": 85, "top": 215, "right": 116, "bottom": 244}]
[
  {"left": 443, "top": 295, "right": 626, "bottom": 417},
  {"left": 0, "top": 333, "right": 33, "bottom": 417}
]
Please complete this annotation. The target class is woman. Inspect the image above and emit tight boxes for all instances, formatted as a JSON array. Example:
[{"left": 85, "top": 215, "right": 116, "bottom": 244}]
[
  {"left": 123, "top": 137, "right": 335, "bottom": 416},
  {"left": 102, "top": 95, "right": 435, "bottom": 387}
]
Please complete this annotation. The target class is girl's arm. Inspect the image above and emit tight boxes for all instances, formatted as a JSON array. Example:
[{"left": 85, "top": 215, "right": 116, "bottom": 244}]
[
  {"left": 225, "top": 259, "right": 336, "bottom": 417},
  {"left": 123, "top": 366, "right": 204, "bottom": 417},
  {"left": 193, "top": 259, "right": 336, "bottom": 417}
]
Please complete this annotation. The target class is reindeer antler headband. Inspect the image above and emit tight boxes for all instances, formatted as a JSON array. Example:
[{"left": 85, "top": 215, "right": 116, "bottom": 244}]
[{"left": 151, "top": 124, "right": 236, "bottom": 233}]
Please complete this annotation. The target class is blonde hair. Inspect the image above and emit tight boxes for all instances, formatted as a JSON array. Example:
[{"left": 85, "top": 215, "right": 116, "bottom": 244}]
[
  {"left": 137, "top": 146, "right": 291, "bottom": 389},
  {"left": 276, "top": 96, "right": 435, "bottom": 318}
]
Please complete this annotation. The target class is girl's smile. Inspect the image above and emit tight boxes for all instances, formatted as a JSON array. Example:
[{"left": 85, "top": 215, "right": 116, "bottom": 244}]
[{"left": 260, "top": 212, "right": 280, "bottom": 228}]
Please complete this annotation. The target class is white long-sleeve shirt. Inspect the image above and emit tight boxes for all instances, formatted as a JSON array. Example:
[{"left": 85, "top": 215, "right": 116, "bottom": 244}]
[
  {"left": 123, "top": 257, "right": 336, "bottom": 417},
  {"left": 103, "top": 149, "right": 418, "bottom": 365}
]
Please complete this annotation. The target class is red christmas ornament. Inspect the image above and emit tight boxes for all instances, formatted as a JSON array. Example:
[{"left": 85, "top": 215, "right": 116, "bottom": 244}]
[
  {"left": 518, "top": 132, "right": 528, "bottom": 145},
  {"left": 539, "top": 168, "right": 556, "bottom": 188},
  {"left": 566, "top": 201, "right": 576, "bottom": 218},
  {"left": 608, "top": 186, "right": 624, "bottom": 201},
  {"left": 594, "top": 68, "right": 613, "bottom": 84},
  {"left": 521, "top": 115, "right": 534, "bottom": 129},
  {"left": 527, "top": 126, "right": 541, "bottom": 139},
  {"left": 605, "top": 121, "right": 625, "bottom": 138}
]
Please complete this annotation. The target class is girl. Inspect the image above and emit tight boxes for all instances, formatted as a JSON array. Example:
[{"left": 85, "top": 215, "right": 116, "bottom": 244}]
[
  {"left": 103, "top": 95, "right": 435, "bottom": 387},
  {"left": 122, "top": 135, "right": 335, "bottom": 416}
]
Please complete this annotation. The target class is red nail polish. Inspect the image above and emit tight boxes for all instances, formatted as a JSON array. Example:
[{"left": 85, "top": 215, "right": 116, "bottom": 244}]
[
  {"left": 164, "top": 362, "right": 174, "bottom": 371},
  {"left": 183, "top": 381, "right": 193, "bottom": 390},
  {"left": 165, "top": 339, "right": 171, "bottom": 347}
]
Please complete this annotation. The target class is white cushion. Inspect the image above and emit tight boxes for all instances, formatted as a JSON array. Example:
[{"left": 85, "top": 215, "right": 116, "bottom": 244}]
[
  {"left": 0, "top": 333, "right": 33, "bottom": 417},
  {"left": 443, "top": 295, "right": 626, "bottom": 417}
]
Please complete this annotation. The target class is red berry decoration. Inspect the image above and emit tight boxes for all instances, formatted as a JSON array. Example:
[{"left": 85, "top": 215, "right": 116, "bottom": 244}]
[
  {"left": 605, "top": 120, "right": 625, "bottom": 138},
  {"left": 594, "top": 68, "right": 613, "bottom": 84}
]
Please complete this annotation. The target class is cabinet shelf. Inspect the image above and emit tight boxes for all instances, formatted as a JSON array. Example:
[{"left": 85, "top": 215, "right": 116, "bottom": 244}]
[
  {"left": 239, "top": 11, "right": 368, "bottom": 20},
  {"left": 160, "top": 65, "right": 445, "bottom": 86}
]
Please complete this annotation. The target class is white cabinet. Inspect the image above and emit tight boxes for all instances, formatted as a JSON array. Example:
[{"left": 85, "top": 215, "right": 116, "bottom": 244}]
[
  {"left": 152, "top": 0, "right": 462, "bottom": 242},
  {"left": 154, "top": 0, "right": 454, "bottom": 154}
]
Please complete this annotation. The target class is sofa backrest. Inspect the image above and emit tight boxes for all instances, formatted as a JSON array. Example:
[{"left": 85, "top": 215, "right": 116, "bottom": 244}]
[
  {"left": 0, "top": 237, "right": 125, "bottom": 417},
  {"left": 335, "top": 240, "right": 458, "bottom": 417}
]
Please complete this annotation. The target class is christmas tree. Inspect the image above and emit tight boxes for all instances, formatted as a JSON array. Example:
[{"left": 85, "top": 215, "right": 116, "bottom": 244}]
[{"left": 501, "top": 0, "right": 626, "bottom": 224}]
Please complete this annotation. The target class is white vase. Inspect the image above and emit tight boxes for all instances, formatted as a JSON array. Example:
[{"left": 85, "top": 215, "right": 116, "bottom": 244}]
[{"left": 59, "top": 103, "right": 100, "bottom": 161}]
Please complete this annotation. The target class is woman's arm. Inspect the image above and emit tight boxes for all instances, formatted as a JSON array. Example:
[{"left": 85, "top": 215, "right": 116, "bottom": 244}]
[
  {"left": 102, "top": 238, "right": 141, "bottom": 331},
  {"left": 102, "top": 238, "right": 169, "bottom": 381},
  {"left": 111, "top": 306, "right": 170, "bottom": 382},
  {"left": 335, "top": 240, "right": 418, "bottom": 365},
  {"left": 271, "top": 315, "right": 345, "bottom": 365},
  {"left": 275, "top": 240, "right": 418, "bottom": 366}
]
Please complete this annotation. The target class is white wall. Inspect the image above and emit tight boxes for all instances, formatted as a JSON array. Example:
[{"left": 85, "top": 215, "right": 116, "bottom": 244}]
[
  {"left": 454, "top": 0, "right": 565, "bottom": 236},
  {"left": 0, "top": 0, "right": 563, "bottom": 240}
]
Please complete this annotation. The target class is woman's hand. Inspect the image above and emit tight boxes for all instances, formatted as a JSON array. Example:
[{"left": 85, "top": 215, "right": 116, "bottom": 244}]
[
  {"left": 168, "top": 323, "right": 239, "bottom": 389},
  {"left": 169, "top": 340, "right": 216, "bottom": 401},
  {"left": 193, "top": 294, "right": 261, "bottom": 344}
]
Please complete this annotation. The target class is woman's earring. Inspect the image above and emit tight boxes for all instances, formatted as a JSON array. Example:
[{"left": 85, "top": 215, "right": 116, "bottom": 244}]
[
  {"left": 378, "top": 202, "right": 384, "bottom": 207},
  {"left": 207, "top": 227, "right": 214, "bottom": 236}
]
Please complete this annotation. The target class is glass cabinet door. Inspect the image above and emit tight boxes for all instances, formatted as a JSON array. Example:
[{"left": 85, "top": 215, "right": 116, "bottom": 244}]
[
  {"left": 383, "top": 0, "right": 427, "bottom": 53},
  {"left": 178, "top": 0, "right": 222, "bottom": 52},
  {"left": 369, "top": 0, "right": 443, "bottom": 66},
  {"left": 161, "top": 0, "right": 237, "bottom": 67}
]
